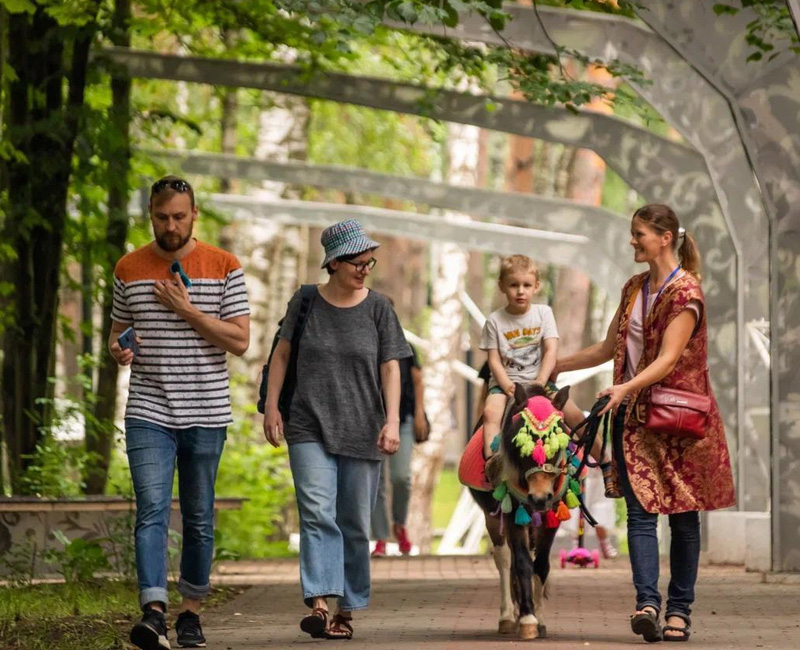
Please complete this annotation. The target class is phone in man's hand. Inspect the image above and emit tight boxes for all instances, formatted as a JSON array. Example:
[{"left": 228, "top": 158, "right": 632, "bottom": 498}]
[{"left": 117, "top": 326, "right": 140, "bottom": 356}]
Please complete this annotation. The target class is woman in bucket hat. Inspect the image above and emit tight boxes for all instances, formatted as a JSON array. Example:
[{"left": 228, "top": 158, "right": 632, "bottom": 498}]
[{"left": 264, "top": 219, "right": 411, "bottom": 640}]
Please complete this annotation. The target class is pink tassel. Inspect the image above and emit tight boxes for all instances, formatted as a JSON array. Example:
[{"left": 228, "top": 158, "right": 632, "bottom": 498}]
[{"left": 532, "top": 439, "right": 546, "bottom": 465}]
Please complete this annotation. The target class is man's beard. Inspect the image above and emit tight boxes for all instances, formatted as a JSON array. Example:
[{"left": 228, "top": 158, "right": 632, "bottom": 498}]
[{"left": 156, "top": 225, "right": 193, "bottom": 252}]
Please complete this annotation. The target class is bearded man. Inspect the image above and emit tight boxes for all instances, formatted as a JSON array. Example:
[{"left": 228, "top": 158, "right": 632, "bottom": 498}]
[{"left": 109, "top": 176, "right": 250, "bottom": 649}]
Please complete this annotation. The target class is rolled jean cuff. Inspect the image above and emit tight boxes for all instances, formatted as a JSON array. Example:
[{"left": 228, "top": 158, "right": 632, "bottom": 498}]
[
  {"left": 178, "top": 576, "right": 211, "bottom": 600},
  {"left": 303, "top": 591, "right": 344, "bottom": 608},
  {"left": 637, "top": 601, "right": 661, "bottom": 614},
  {"left": 338, "top": 599, "right": 370, "bottom": 612},
  {"left": 140, "top": 587, "right": 169, "bottom": 611}
]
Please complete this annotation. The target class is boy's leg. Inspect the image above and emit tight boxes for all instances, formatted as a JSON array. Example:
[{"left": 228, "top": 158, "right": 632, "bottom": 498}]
[
  {"left": 482, "top": 391, "right": 508, "bottom": 457},
  {"left": 176, "top": 425, "right": 227, "bottom": 612},
  {"left": 125, "top": 418, "right": 178, "bottom": 611}
]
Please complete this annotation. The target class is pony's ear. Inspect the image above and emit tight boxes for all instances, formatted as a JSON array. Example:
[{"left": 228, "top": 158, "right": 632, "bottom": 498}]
[
  {"left": 513, "top": 383, "right": 528, "bottom": 409},
  {"left": 552, "top": 385, "right": 571, "bottom": 411}
]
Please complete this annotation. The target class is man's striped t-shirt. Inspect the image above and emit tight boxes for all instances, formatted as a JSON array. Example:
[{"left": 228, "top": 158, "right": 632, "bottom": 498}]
[{"left": 112, "top": 241, "right": 250, "bottom": 429}]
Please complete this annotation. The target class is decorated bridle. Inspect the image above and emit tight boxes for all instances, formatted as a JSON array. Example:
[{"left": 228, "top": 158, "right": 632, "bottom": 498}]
[{"left": 491, "top": 395, "right": 595, "bottom": 529}]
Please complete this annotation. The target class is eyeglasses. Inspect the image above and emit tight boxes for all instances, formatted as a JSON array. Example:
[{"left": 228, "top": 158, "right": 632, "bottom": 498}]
[
  {"left": 151, "top": 179, "right": 192, "bottom": 195},
  {"left": 343, "top": 257, "right": 377, "bottom": 273}
]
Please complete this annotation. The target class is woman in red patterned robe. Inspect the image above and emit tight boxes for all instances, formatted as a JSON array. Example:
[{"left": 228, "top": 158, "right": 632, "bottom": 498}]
[{"left": 554, "top": 204, "right": 735, "bottom": 643}]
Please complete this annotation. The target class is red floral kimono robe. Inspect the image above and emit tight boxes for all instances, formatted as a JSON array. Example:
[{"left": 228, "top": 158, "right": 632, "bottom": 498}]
[{"left": 612, "top": 271, "right": 736, "bottom": 514}]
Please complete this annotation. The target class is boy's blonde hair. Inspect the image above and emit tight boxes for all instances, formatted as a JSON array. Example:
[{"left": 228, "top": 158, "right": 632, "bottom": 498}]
[{"left": 498, "top": 254, "right": 539, "bottom": 284}]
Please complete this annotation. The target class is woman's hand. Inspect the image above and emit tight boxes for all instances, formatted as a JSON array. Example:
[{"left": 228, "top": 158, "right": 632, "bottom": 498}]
[
  {"left": 378, "top": 420, "right": 401, "bottom": 455},
  {"left": 413, "top": 409, "right": 430, "bottom": 443},
  {"left": 597, "top": 384, "right": 631, "bottom": 416},
  {"left": 263, "top": 407, "right": 284, "bottom": 447}
]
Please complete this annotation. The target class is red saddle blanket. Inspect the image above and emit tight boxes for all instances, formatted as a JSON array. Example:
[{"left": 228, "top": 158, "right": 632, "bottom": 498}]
[{"left": 458, "top": 427, "right": 492, "bottom": 492}]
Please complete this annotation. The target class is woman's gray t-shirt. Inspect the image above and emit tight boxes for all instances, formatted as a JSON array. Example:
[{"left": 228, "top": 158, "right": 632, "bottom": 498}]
[{"left": 279, "top": 288, "right": 411, "bottom": 461}]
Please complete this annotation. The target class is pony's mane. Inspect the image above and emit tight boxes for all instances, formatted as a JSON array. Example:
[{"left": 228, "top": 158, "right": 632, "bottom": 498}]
[{"left": 500, "top": 384, "right": 552, "bottom": 491}]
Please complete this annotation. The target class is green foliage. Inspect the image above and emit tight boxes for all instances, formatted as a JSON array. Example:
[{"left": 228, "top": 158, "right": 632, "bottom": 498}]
[
  {"left": 44, "top": 530, "right": 111, "bottom": 583},
  {"left": 0, "top": 580, "right": 242, "bottom": 650},
  {"left": 0, "top": 533, "right": 40, "bottom": 587},
  {"left": 214, "top": 418, "right": 297, "bottom": 559},
  {"left": 713, "top": 0, "right": 800, "bottom": 61},
  {"left": 18, "top": 436, "right": 88, "bottom": 497}
]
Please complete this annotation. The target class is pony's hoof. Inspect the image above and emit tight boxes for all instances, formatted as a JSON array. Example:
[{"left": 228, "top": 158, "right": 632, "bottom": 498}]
[
  {"left": 537, "top": 623, "right": 547, "bottom": 638},
  {"left": 498, "top": 619, "right": 517, "bottom": 635},
  {"left": 519, "top": 623, "right": 539, "bottom": 640}
]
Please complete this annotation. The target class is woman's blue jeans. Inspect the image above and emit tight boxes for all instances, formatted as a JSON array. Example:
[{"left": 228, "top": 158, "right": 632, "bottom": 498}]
[
  {"left": 613, "top": 407, "right": 700, "bottom": 618},
  {"left": 371, "top": 416, "right": 414, "bottom": 539},
  {"left": 288, "top": 441, "right": 381, "bottom": 611},
  {"left": 125, "top": 418, "right": 226, "bottom": 610}
]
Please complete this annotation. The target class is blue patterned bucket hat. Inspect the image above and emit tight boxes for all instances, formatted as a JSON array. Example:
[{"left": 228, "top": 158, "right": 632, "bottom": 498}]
[{"left": 320, "top": 219, "right": 380, "bottom": 268}]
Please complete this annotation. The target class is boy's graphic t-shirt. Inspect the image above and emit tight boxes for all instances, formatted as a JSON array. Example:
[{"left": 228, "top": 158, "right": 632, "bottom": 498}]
[{"left": 479, "top": 304, "right": 559, "bottom": 389}]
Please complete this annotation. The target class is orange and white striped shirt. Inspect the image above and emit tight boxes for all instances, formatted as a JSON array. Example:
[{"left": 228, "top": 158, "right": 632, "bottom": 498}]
[{"left": 112, "top": 241, "right": 250, "bottom": 429}]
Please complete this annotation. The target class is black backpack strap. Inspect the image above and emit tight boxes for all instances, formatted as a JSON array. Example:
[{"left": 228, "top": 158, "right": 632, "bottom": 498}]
[{"left": 292, "top": 284, "right": 317, "bottom": 345}]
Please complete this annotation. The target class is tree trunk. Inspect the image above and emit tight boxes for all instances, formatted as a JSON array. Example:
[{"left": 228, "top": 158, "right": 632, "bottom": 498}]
[
  {"left": 218, "top": 28, "right": 239, "bottom": 195},
  {"left": 552, "top": 65, "right": 613, "bottom": 407},
  {"left": 407, "top": 122, "right": 476, "bottom": 552},
  {"left": 84, "top": 0, "right": 129, "bottom": 495},
  {"left": 1, "top": 5, "right": 98, "bottom": 492}
]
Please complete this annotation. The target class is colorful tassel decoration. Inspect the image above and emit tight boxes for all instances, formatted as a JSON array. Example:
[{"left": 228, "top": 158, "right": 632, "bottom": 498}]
[
  {"left": 545, "top": 510, "right": 560, "bottom": 528},
  {"left": 492, "top": 482, "right": 508, "bottom": 501},
  {"left": 515, "top": 505, "right": 532, "bottom": 526},
  {"left": 569, "top": 478, "right": 581, "bottom": 495},
  {"left": 501, "top": 493, "right": 513, "bottom": 514},
  {"left": 565, "top": 490, "right": 580, "bottom": 509},
  {"left": 532, "top": 439, "right": 546, "bottom": 465},
  {"left": 531, "top": 512, "right": 543, "bottom": 527},
  {"left": 556, "top": 501, "right": 571, "bottom": 521}
]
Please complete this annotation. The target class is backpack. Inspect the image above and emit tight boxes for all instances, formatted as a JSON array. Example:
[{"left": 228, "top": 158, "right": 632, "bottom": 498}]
[{"left": 257, "top": 284, "right": 317, "bottom": 419}]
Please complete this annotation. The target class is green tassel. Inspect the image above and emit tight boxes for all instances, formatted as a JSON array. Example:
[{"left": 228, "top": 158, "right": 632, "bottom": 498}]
[
  {"left": 501, "top": 493, "right": 513, "bottom": 514},
  {"left": 569, "top": 478, "right": 581, "bottom": 495},
  {"left": 492, "top": 483, "right": 508, "bottom": 501},
  {"left": 565, "top": 490, "right": 580, "bottom": 509},
  {"left": 515, "top": 505, "right": 532, "bottom": 526}
]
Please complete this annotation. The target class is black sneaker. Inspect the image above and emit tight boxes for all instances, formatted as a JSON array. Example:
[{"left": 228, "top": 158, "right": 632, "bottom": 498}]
[
  {"left": 130, "top": 608, "right": 171, "bottom": 650},
  {"left": 176, "top": 611, "right": 207, "bottom": 648}
]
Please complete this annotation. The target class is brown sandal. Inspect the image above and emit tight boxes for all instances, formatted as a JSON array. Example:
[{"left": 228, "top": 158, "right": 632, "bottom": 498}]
[
  {"left": 300, "top": 607, "right": 328, "bottom": 638},
  {"left": 325, "top": 613, "right": 354, "bottom": 640}
]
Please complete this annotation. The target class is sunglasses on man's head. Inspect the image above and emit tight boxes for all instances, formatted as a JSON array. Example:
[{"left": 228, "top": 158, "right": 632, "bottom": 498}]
[{"left": 151, "top": 179, "right": 192, "bottom": 195}]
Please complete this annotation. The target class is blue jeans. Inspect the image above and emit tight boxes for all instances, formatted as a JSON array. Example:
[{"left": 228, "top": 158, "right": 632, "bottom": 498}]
[
  {"left": 613, "top": 407, "right": 700, "bottom": 617},
  {"left": 125, "top": 418, "right": 226, "bottom": 610},
  {"left": 371, "top": 416, "right": 414, "bottom": 540},
  {"left": 288, "top": 441, "right": 381, "bottom": 611}
]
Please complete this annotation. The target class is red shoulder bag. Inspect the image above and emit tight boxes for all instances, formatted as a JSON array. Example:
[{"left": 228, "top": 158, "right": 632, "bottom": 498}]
[{"left": 638, "top": 277, "right": 710, "bottom": 440}]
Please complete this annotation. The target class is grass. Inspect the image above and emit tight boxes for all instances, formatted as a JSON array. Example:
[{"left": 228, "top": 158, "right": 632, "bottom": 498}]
[
  {"left": 0, "top": 581, "right": 244, "bottom": 650},
  {"left": 432, "top": 466, "right": 462, "bottom": 531}
]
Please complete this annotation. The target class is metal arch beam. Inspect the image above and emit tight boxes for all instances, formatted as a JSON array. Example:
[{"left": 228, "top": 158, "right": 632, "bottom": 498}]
[
  {"left": 203, "top": 194, "right": 630, "bottom": 296},
  {"left": 103, "top": 47, "right": 706, "bottom": 205},
  {"left": 145, "top": 148, "right": 633, "bottom": 259}
]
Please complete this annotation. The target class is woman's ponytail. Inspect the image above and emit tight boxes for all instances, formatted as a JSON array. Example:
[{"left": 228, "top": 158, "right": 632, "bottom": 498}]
[{"left": 679, "top": 232, "right": 702, "bottom": 282}]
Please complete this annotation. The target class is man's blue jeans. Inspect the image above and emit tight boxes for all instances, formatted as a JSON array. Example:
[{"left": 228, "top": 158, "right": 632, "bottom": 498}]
[
  {"left": 613, "top": 406, "right": 700, "bottom": 617},
  {"left": 288, "top": 441, "right": 381, "bottom": 611},
  {"left": 371, "top": 416, "right": 414, "bottom": 540},
  {"left": 125, "top": 418, "right": 226, "bottom": 610}
]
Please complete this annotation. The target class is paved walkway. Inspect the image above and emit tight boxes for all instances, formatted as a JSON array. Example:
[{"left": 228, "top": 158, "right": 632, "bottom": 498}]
[{"left": 207, "top": 556, "right": 800, "bottom": 649}]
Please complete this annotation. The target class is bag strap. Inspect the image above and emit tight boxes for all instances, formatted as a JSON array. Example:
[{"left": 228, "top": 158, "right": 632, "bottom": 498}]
[{"left": 291, "top": 284, "right": 317, "bottom": 347}]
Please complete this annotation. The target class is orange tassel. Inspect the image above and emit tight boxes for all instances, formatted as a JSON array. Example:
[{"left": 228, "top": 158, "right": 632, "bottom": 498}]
[{"left": 556, "top": 501, "right": 571, "bottom": 521}]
